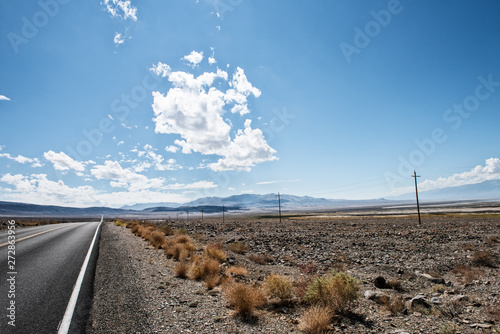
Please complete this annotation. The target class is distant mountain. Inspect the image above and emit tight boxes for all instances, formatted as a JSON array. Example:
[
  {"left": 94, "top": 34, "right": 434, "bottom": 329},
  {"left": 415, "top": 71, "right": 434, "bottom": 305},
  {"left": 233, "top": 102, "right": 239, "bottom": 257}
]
[
  {"left": 121, "top": 202, "right": 181, "bottom": 210},
  {"left": 389, "top": 180, "right": 500, "bottom": 201},
  {"left": 0, "top": 201, "right": 130, "bottom": 217}
]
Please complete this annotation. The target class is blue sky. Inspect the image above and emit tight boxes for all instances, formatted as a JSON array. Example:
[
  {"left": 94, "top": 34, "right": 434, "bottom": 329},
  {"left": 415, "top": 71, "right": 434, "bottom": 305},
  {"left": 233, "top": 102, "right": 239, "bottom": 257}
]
[{"left": 1, "top": 0, "right": 499, "bottom": 207}]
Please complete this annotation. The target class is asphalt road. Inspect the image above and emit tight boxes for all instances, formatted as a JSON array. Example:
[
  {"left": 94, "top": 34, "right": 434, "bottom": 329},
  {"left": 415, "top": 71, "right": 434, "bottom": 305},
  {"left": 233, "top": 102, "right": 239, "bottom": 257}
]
[{"left": 0, "top": 220, "right": 102, "bottom": 334}]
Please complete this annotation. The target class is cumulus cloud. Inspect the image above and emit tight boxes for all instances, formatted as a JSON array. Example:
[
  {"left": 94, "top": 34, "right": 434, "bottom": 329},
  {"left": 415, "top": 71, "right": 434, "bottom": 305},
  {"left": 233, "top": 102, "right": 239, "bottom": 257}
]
[
  {"left": 150, "top": 62, "right": 172, "bottom": 77},
  {"left": 0, "top": 95, "right": 11, "bottom": 101},
  {"left": 44, "top": 151, "right": 85, "bottom": 172},
  {"left": 165, "top": 145, "right": 179, "bottom": 153},
  {"left": 0, "top": 151, "right": 42, "bottom": 168},
  {"left": 91, "top": 160, "right": 164, "bottom": 191},
  {"left": 132, "top": 144, "right": 181, "bottom": 171},
  {"left": 208, "top": 57, "right": 216, "bottom": 65},
  {"left": 392, "top": 158, "right": 500, "bottom": 195},
  {"left": 151, "top": 63, "right": 276, "bottom": 171},
  {"left": 256, "top": 179, "right": 300, "bottom": 185},
  {"left": 182, "top": 51, "right": 203, "bottom": 66},
  {"left": 102, "top": 0, "right": 137, "bottom": 21}
]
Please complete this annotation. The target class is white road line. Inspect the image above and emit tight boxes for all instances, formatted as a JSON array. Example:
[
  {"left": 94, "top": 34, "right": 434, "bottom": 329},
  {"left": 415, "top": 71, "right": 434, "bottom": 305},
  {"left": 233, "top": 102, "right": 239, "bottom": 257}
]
[
  {"left": 0, "top": 225, "right": 69, "bottom": 248},
  {"left": 57, "top": 221, "right": 102, "bottom": 334}
]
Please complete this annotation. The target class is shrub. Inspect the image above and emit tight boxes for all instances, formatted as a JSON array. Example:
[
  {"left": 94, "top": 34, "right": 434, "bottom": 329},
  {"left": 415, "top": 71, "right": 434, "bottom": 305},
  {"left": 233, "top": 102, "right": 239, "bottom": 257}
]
[
  {"left": 439, "top": 322, "right": 460, "bottom": 334},
  {"left": 225, "top": 266, "right": 249, "bottom": 277},
  {"left": 385, "top": 296, "right": 405, "bottom": 315},
  {"left": 263, "top": 274, "right": 294, "bottom": 303},
  {"left": 228, "top": 242, "right": 250, "bottom": 254},
  {"left": 472, "top": 250, "right": 495, "bottom": 267},
  {"left": 149, "top": 231, "right": 165, "bottom": 249},
  {"left": 190, "top": 257, "right": 220, "bottom": 280},
  {"left": 146, "top": 225, "right": 155, "bottom": 231},
  {"left": 204, "top": 274, "right": 220, "bottom": 290},
  {"left": 303, "top": 271, "right": 358, "bottom": 314},
  {"left": 131, "top": 224, "right": 142, "bottom": 235},
  {"left": 298, "top": 305, "right": 332, "bottom": 333},
  {"left": 224, "top": 282, "right": 266, "bottom": 317},
  {"left": 174, "top": 262, "right": 189, "bottom": 278},
  {"left": 114, "top": 219, "right": 126, "bottom": 227},
  {"left": 452, "top": 264, "right": 484, "bottom": 284},
  {"left": 176, "top": 227, "right": 188, "bottom": 235},
  {"left": 248, "top": 253, "right": 274, "bottom": 265},
  {"left": 158, "top": 224, "right": 174, "bottom": 236},
  {"left": 205, "top": 245, "right": 226, "bottom": 263}
]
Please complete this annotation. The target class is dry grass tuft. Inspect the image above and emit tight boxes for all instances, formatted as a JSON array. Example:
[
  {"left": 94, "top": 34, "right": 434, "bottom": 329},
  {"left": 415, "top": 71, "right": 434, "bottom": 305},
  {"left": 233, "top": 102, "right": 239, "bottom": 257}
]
[
  {"left": 303, "top": 271, "right": 358, "bottom": 314},
  {"left": 485, "top": 235, "right": 499, "bottom": 245},
  {"left": 451, "top": 264, "right": 484, "bottom": 284},
  {"left": 248, "top": 253, "right": 274, "bottom": 265},
  {"left": 385, "top": 295, "right": 405, "bottom": 315},
  {"left": 158, "top": 224, "right": 174, "bottom": 236},
  {"left": 131, "top": 224, "right": 142, "bottom": 235},
  {"left": 224, "top": 282, "right": 266, "bottom": 317},
  {"left": 225, "top": 266, "right": 249, "bottom": 277},
  {"left": 472, "top": 250, "right": 495, "bottom": 267},
  {"left": 149, "top": 231, "right": 166, "bottom": 249},
  {"left": 263, "top": 274, "right": 294, "bottom": 303},
  {"left": 204, "top": 274, "right": 220, "bottom": 290},
  {"left": 174, "top": 262, "right": 189, "bottom": 278},
  {"left": 386, "top": 279, "right": 402, "bottom": 291},
  {"left": 190, "top": 257, "right": 220, "bottom": 280},
  {"left": 205, "top": 244, "right": 227, "bottom": 263},
  {"left": 164, "top": 235, "right": 196, "bottom": 261},
  {"left": 298, "top": 305, "right": 332, "bottom": 333},
  {"left": 228, "top": 242, "right": 250, "bottom": 254}
]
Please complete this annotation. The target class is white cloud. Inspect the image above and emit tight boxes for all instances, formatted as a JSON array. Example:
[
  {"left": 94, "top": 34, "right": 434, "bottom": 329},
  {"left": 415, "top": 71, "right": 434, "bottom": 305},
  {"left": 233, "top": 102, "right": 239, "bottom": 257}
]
[
  {"left": 102, "top": 0, "right": 137, "bottom": 21},
  {"left": 0, "top": 151, "right": 42, "bottom": 168},
  {"left": 151, "top": 63, "right": 276, "bottom": 172},
  {"left": 165, "top": 145, "right": 179, "bottom": 153},
  {"left": 150, "top": 62, "right": 171, "bottom": 77},
  {"left": 117, "top": 141, "right": 124, "bottom": 146},
  {"left": 256, "top": 179, "right": 300, "bottom": 185},
  {"left": 165, "top": 181, "right": 217, "bottom": 190},
  {"left": 44, "top": 151, "right": 85, "bottom": 172},
  {"left": 391, "top": 158, "right": 500, "bottom": 195},
  {"left": 182, "top": 51, "right": 203, "bottom": 66},
  {"left": 132, "top": 144, "right": 181, "bottom": 171},
  {"left": 0, "top": 95, "right": 11, "bottom": 101},
  {"left": 208, "top": 57, "right": 216, "bottom": 65},
  {"left": 91, "top": 160, "right": 164, "bottom": 191},
  {"left": 114, "top": 32, "right": 125, "bottom": 45}
]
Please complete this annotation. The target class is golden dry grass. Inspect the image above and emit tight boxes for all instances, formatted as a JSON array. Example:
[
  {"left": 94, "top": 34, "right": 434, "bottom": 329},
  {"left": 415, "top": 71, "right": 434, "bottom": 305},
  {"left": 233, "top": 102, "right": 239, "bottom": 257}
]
[
  {"left": 298, "top": 305, "right": 332, "bottom": 333},
  {"left": 225, "top": 266, "right": 249, "bottom": 277},
  {"left": 224, "top": 282, "right": 266, "bottom": 317},
  {"left": 149, "top": 231, "right": 166, "bottom": 249},
  {"left": 205, "top": 244, "right": 226, "bottom": 263},
  {"left": 263, "top": 274, "right": 294, "bottom": 303},
  {"left": 174, "top": 262, "right": 189, "bottom": 278}
]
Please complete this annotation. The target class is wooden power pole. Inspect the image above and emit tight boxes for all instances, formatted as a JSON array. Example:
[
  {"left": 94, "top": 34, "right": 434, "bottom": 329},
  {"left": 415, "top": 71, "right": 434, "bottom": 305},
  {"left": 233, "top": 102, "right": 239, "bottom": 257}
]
[{"left": 412, "top": 170, "right": 422, "bottom": 225}]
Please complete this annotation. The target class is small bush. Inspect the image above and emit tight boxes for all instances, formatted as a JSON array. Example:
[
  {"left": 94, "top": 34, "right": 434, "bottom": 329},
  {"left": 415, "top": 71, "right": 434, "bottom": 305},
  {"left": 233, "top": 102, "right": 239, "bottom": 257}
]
[
  {"left": 385, "top": 296, "right": 405, "bottom": 315},
  {"left": 248, "top": 253, "right": 274, "bottom": 265},
  {"left": 225, "top": 266, "right": 249, "bottom": 277},
  {"left": 158, "top": 225, "right": 174, "bottom": 236},
  {"left": 472, "top": 250, "right": 495, "bottom": 267},
  {"left": 146, "top": 225, "right": 155, "bottom": 231},
  {"left": 452, "top": 264, "right": 484, "bottom": 283},
  {"left": 190, "top": 257, "right": 220, "bottom": 280},
  {"left": 224, "top": 282, "right": 266, "bottom": 317},
  {"left": 131, "top": 224, "right": 142, "bottom": 235},
  {"left": 114, "top": 219, "right": 126, "bottom": 227},
  {"left": 205, "top": 245, "right": 226, "bottom": 263},
  {"left": 204, "top": 275, "right": 220, "bottom": 290},
  {"left": 174, "top": 262, "right": 189, "bottom": 278},
  {"left": 263, "top": 274, "right": 294, "bottom": 303},
  {"left": 386, "top": 279, "right": 402, "bottom": 291},
  {"left": 432, "top": 284, "right": 447, "bottom": 293},
  {"left": 176, "top": 227, "right": 188, "bottom": 235},
  {"left": 149, "top": 231, "right": 166, "bottom": 249},
  {"left": 228, "top": 242, "right": 250, "bottom": 254},
  {"left": 303, "top": 271, "right": 358, "bottom": 314},
  {"left": 298, "top": 305, "right": 332, "bottom": 333}
]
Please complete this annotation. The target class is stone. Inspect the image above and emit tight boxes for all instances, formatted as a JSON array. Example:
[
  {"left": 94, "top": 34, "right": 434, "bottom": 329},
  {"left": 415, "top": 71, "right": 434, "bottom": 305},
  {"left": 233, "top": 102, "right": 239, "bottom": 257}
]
[{"left": 374, "top": 276, "right": 387, "bottom": 288}]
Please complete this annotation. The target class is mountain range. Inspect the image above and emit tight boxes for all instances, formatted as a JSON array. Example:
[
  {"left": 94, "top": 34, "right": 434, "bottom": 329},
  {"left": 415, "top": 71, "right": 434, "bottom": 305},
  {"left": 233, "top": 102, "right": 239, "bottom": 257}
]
[{"left": 0, "top": 180, "right": 498, "bottom": 217}]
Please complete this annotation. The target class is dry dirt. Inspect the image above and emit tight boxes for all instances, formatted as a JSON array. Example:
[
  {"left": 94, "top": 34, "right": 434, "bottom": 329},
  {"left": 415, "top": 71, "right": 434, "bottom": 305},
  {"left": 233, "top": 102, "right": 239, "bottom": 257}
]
[{"left": 89, "top": 214, "right": 500, "bottom": 333}]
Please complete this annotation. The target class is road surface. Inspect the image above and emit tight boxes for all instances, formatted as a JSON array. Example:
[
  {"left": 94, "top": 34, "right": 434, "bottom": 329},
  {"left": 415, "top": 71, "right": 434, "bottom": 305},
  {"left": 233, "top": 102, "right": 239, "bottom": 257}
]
[{"left": 0, "top": 220, "right": 102, "bottom": 333}]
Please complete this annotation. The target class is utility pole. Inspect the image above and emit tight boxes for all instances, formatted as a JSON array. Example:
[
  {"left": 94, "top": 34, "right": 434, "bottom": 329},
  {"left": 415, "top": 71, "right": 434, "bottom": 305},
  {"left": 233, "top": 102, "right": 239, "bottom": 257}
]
[
  {"left": 412, "top": 170, "right": 422, "bottom": 225},
  {"left": 278, "top": 193, "right": 282, "bottom": 224},
  {"left": 222, "top": 204, "right": 225, "bottom": 224}
]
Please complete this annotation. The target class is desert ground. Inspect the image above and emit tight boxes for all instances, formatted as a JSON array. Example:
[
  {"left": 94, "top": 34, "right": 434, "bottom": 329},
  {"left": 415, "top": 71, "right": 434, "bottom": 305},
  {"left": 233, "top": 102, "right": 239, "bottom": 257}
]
[{"left": 87, "top": 209, "right": 500, "bottom": 334}]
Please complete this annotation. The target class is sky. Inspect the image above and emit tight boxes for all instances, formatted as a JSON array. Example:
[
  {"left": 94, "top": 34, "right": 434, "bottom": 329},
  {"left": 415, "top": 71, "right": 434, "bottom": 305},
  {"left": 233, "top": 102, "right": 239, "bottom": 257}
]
[{"left": 0, "top": 0, "right": 499, "bottom": 208}]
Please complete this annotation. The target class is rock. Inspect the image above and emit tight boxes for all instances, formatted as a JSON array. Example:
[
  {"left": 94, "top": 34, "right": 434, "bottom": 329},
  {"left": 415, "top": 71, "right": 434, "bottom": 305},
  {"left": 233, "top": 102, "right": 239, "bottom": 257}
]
[
  {"left": 374, "top": 276, "right": 387, "bottom": 289},
  {"left": 421, "top": 273, "right": 445, "bottom": 284},
  {"left": 430, "top": 297, "right": 442, "bottom": 304},
  {"left": 364, "top": 290, "right": 390, "bottom": 304},
  {"left": 188, "top": 301, "right": 199, "bottom": 308},
  {"left": 470, "top": 323, "right": 492, "bottom": 329},
  {"left": 451, "top": 294, "right": 468, "bottom": 302},
  {"left": 407, "top": 295, "right": 431, "bottom": 310}
]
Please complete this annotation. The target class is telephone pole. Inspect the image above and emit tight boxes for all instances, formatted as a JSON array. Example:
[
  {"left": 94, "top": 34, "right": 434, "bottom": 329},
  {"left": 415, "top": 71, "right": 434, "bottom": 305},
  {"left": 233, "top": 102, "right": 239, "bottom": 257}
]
[
  {"left": 278, "top": 193, "right": 282, "bottom": 223},
  {"left": 412, "top": 170, "right": 422, "bottom": 225}
]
